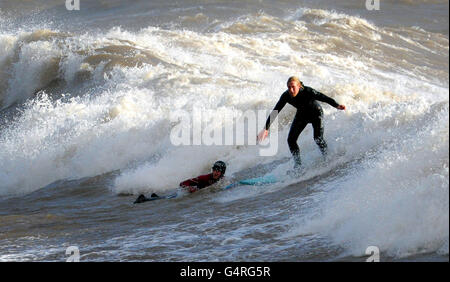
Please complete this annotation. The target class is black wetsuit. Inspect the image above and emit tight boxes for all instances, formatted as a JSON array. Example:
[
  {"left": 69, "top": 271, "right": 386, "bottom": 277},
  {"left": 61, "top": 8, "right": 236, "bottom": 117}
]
[{"left": 265, "top": 85, "right": 340, "bottom": 166}]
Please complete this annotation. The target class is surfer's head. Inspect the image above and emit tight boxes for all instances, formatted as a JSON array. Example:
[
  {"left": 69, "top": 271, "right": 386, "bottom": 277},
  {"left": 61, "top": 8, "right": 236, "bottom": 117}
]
[
  {"left": 287, "top": 76, "right": 301, "bottom": 86},
  {"left": 287, "top": 76, "right": 303, "bottom": 97},
  {"left": 212, "top": 161, "right": 226, "bottom": 179}
]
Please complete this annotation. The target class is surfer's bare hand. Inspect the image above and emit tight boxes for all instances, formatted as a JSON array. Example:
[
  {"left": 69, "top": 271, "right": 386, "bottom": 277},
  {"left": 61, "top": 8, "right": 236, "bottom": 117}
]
[
  {"left": 188, "top": 186, "right": 198, "bottom": 193},
  {"left": 337, "top": 105, "right": 346, "bottom": 110},
  {"left": 257, "top": 129, "right": 269, "bottom": 142}
]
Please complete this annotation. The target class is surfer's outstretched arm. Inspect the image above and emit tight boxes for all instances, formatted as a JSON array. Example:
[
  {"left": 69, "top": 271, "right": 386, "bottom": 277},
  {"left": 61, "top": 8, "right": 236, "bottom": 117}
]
[
  {"left": 258, "top": 94, "right": 287, "bottom": 142},
  {"left": 310, "top": 89, "right": 346, "bottom": 110},
  {"left": 180, "top": 184, "right": 199, "bottom": 193},
  {"left": 180, "top": 178, "right": 200, "bottom": 193}
]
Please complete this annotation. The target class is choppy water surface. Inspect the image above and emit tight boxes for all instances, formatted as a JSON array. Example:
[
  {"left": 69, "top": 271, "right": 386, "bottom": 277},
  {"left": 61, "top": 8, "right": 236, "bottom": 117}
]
[{"left": 0, "top": 0, "right": 448, "bottom": 261}]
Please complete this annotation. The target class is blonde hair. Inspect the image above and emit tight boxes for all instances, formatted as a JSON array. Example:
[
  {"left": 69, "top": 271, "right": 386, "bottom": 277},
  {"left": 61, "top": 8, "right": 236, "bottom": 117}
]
[{"left": 287, "top": 76, "right": 301, "bottom": 86}]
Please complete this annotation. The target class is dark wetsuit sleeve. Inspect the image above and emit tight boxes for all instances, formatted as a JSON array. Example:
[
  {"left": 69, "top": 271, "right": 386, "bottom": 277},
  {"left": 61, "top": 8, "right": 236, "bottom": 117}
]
[
  {"left": 265, "top": 93, "right": 288, "bottom": 130},
  {"left": 180, "top": 177, "right": 200, "bottom": 188},
  {"left": 180, "top": 174, "right": 216, "bottom": 189},
  {"left": 311, "top": 89, "right": 339, "bottom": 108}
]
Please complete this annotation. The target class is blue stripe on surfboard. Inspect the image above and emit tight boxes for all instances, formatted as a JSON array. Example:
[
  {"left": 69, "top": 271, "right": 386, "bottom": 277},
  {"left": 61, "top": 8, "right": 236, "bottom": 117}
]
[
  {"left": 239, "top": 175, "right": 278, "bottom": 185},
  {"left": 223, "top": 175, "right": 279, "bottom": 190}
]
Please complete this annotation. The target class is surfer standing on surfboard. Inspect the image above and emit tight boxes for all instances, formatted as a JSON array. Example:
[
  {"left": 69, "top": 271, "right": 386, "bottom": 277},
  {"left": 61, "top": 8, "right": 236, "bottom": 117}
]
[{"left": 258, "top": 77, "right": 346, "bottom": 169}]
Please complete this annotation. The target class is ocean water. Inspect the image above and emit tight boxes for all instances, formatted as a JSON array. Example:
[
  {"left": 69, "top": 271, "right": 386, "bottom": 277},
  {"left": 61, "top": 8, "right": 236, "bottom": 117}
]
[{"left": 0, "top": 0, "right": 448, "bottom": 261}]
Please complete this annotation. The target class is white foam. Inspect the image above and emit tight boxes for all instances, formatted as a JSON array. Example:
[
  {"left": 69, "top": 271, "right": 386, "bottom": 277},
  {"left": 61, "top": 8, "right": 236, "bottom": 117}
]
[{"left": 288, "top": 104, "right": 449, "bottom": 258}]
